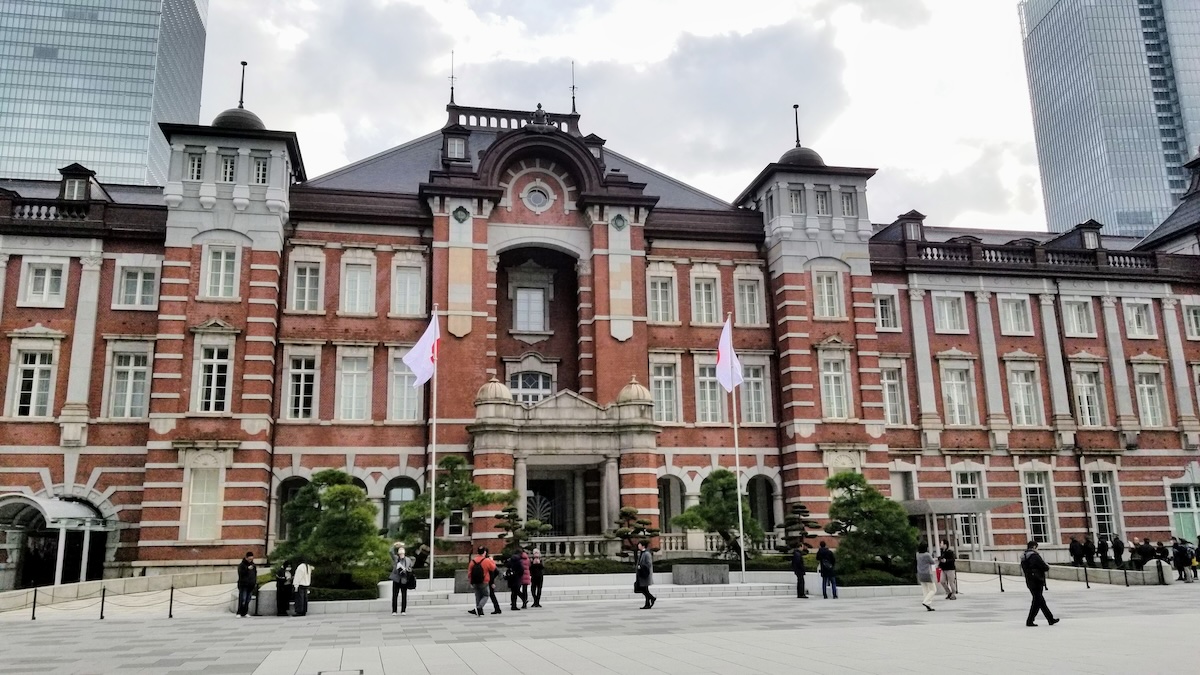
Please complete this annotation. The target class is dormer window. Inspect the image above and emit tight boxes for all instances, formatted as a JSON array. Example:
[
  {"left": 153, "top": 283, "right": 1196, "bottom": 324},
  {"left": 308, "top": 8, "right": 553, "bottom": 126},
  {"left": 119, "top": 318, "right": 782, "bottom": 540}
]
[
  {"left": 447, "top": 137, "right": 466, "bottom": 160},
  {"left": 63, "top": 178, "right": 87, "bottom": 200},
  {"left": 1082, "top": 231, "right": 1099, "bottom": 249}
]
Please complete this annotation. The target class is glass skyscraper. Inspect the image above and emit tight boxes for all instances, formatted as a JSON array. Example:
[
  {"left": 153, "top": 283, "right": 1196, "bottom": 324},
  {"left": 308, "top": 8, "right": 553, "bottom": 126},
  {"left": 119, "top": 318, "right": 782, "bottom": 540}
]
[
  {"left": 0, "top": 0, "right": 207, "bottom": 185},
  {"left": 1020, "top": 0, "right": 1200, "bottom": 236}
]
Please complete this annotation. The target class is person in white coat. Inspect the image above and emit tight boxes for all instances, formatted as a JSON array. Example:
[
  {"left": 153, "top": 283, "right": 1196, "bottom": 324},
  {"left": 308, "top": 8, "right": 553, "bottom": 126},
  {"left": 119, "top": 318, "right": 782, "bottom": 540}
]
[{"left": 292, "top": 559, "right": 313, "bottom": 617}]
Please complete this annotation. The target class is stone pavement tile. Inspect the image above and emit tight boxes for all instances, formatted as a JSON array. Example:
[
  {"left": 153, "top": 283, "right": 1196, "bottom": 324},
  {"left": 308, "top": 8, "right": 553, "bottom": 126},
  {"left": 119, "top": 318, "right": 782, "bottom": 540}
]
[
  {"left": 339, "top": 646, "right": 385, "bottom": 675},
  {"left": 254, "top": 650, "right": 307, "bottom": 675},
  {"left": 296, "top": 648, "right": 344, "bottom": 673},
  {"left": 412, "top": 642, "right": 472, "bottom": 673},
  {"left": 508, "top": 639, "right": 618, "bottom": 675},
  {"left": 452, "top": 642, "right": 522, "bottom": 674},
  {"left": 377, "top": 645, "right": 423, "bottom": 675},
  {"left": 482, "top": 639, "right": 571, "bottom": 675}
]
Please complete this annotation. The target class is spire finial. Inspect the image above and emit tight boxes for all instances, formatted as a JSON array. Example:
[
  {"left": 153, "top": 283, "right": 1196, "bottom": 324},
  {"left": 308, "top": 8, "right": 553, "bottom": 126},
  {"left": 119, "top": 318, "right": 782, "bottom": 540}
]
[
  {"left": 449, "top": 51, "right": 456, "bottom": 104},
  {"left": 792, "top": 103, "right": 801, "bottom": 148},
  {"left": 238, "top": 61, "right": 248, "bottom": 109},
  {"left": 570, "top": 60, "right": 577, "bottom": 114}
]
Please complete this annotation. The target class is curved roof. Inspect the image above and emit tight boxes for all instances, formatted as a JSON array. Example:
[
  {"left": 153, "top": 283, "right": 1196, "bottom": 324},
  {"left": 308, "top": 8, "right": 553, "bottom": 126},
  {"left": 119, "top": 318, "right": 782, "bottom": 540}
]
[{"left": 0, "top": 494, "right": 108, "bottom": 529}]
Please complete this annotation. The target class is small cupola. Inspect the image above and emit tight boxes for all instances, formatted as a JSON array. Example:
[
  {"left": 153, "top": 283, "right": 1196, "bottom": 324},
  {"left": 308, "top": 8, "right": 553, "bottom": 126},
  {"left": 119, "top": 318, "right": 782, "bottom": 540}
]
[
  {"left": 212, "top": 61, "right": 266, "bottom": 131},
  {"left": 441, "top": 123, "right": 471, "bottom": 166},
  {"left": 896, "top": 210, "right": 927, "bottom": 241}
]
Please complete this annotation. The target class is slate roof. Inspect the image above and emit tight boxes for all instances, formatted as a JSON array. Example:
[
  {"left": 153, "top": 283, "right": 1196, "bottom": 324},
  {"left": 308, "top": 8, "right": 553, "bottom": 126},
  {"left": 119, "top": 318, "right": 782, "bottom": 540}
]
[
  {"left": 304, "top": 129, "right": 733, "bottom": 211},
  {"left": 1136, "top": 192, "right": 1200, "bottom": 250},
  {"left": 0, "top": 178, "right": 164, "bottom": 205}
]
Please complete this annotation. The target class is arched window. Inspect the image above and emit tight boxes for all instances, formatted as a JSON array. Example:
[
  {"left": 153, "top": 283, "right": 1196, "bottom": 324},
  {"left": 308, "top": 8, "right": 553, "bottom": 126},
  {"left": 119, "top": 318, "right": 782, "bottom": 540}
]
[
  {"left": 277, "top": 477, "right": 309, "bottom": 541},
  {"left": 748, "top": 476, "right": 776, "bottom": 530},
  {"left": 509, "top": 371, "right": 552, "bottom": 403},
  {"left": 657, "top": 476, "right": 686, "bottom": 533},
  {"left": 384, "top": 477, "right": 421, "bottom": 536}
]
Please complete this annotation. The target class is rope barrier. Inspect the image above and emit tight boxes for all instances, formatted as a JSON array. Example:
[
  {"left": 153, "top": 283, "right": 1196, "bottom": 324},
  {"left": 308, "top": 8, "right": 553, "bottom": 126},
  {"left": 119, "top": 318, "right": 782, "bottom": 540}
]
[
  {"left": 38, "top": 599, "right": 103, "bottom": 611},
  {"left": 173, "top": 597, "right": 234, "bottom": 608},
  {"left": 175, "top": 586, "right": 236, "bottom": 598}
]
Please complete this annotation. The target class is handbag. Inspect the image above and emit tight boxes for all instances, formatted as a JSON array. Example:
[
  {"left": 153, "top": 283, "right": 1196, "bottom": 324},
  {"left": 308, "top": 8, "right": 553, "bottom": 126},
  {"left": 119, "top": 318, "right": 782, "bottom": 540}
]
[{"left": 406, "top": 573, "right": 417, "bottom": 590}]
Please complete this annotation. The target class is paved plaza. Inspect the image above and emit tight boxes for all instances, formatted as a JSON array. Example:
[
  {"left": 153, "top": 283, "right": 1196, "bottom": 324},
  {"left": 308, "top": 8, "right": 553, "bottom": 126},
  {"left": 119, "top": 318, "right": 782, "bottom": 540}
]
[{"left": 1, "top": 573, "right": 1196, "bottom": 674}]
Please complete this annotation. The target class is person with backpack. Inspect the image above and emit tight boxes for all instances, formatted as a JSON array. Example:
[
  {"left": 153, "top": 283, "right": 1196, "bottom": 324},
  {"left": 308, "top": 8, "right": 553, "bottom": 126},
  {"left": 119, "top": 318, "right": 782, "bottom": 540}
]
[
  {"left": 1020, "top": 540, "right": 1059, "bottom": 627},
  {"left": 529, "top": 549, "right": 545, "bottom": 608},
  {"left": 466, "top": 546, "right": 497, "bottom": 618},
  {"left": 790, "top": 544, "right": 809, "bottom": 599},
  {"left": 635, "top": 540, "right": 656, "bottom": 609},
  {"left": 815, "top": 540, "right": 838, "bottom": 599}
]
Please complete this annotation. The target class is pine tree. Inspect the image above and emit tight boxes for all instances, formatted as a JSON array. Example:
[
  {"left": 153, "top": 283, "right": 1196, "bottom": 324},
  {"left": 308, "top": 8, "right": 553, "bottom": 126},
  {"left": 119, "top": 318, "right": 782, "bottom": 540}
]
[
  {"left": 776, "top": 502, "right": 820, "bottom": 554},
  {"left": 610, "top": 506, "right": 660, "bottom": 557}
]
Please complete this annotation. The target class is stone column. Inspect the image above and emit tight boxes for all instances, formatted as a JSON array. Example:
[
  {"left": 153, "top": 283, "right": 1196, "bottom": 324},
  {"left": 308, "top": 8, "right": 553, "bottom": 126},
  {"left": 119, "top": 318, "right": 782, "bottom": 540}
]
[
  {"left": 1162, "top": 298, "right": 1200, "bottom": 448},
  {"left": 974, "top": 291, "right": 1010, "bottom": 449},
  {"left": 1039, "top": 294, "right": 1076, "bottom": 448},
  {"left": 515, "top": 456, "right": 528, "bottom": 522},
  {"left": 772, "top": 490, "right": 785, "bottom": 533},
  {"left": 604, "top": 455, "right": 620, "bottom": 531},
  {"left": 1100, "top": 296, "right": 1138, "bottom": 445},
  {"left": 371, "top": 497, "right": 386, "bottom": 534},
  {"left": 78, "top": 526, "right": 92, "bottom": 583},
  {"left": 53, "top": 525, "right": 67, "bottom": 586},
  {"left": 908, "top": 289, "right": 942, "bottom": 448},
  {"left": 59, "top": 255, "right": 103, "bottom": 449},
  {"left": 684, "top": 492, "right": 704, "bottom": 550},
  {"left": 573, "top": 470, "right": 585, "bottom": 536}
]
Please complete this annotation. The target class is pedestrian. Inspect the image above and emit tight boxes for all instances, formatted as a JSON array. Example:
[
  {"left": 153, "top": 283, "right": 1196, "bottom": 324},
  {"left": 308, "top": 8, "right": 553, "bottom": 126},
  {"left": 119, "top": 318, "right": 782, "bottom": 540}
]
[
  {"left": 389, "top": 542, "right": 413, "bottom": 615},
  {"left": 1156, "top": 540, "right": 1169, "bottom": 562},
  {"left": 236, "top": 551, "right": 257, "bottom": 618},
  {"left": 791, "top": 544, "right": 809, "bottom": 599},
  {"left": 529, "top": 549, "right": 545, "bottom": 607},
  {"left": 274, "top": 564, "right": 292, "bottom": 616},
  {"left": 1097, "top": 536, "right": 1110, "bottom": 569},
  {"left": 1020, "top": 540, "right": 1059, "bottom": 627},
  {"left": 1172, "top": 539, "right": 1193, "bottom": 583},
  {"left": 1082, "top": 536, "right": 1096, "bottom": 568},
  {"left": 292, "top": 559, "right": 313, "bottom": 617},
  {"left": 635, "top": 540, "right": 656, "bottom": 609},
  {"left": 917, "top": 541, "right": 937, "bottom": 612},
  {"left": 485, "top": 548, "right": 503, "bottom": 615},
  {"left": 1191, "top": 543, "right": 1199, "bottom": 580},
  {"left": 1111, "top": 535, "right": 1124, "bottom": 569},
  {"left": 506, "top": 549, "right": 528, "bottom": 610},
  {"left": 1135, "top": 538, "right": 1155, "bottom": 571},
  {"left": 466, "top": 546, "right": 496, "bottom": 618},
  {"left": 938, "top": 539, "right": 958, "bottom": 600},
  {"left": 815, "top": 540, "right": 838, "bottom": 599},
  {"left": 1068, "top": 537, "right": 1083, "bottom": 567}
]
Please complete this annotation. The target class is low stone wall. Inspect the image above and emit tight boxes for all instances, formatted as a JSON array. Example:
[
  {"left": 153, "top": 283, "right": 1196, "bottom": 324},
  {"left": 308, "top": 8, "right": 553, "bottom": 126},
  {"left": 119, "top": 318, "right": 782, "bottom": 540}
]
[
  {"left": 958, "top": 558, "right": 1174, "bottom": 586},
  {"left": 0, "top": 569, "right": 238, "bottom": 613},
  {"left": 672, "top": 564, "right": 729, "bottom": 585}
]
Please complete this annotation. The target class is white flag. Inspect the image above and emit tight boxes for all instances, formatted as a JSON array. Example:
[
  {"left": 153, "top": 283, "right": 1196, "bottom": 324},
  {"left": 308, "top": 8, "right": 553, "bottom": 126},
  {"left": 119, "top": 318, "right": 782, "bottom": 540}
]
[
  {"left": 715, "top": 317, "right": 743, "bottom": 393},
  {"left": 402, "top": 313, "right": 440, "bottom": 387}
]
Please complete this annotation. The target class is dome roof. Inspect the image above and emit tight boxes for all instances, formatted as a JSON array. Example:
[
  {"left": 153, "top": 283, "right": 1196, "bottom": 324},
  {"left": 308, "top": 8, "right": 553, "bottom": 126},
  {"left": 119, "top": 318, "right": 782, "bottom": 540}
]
[
  {"left": 212, "top": 106, "right": 266, "bottom": 131},
  {"left": 476, "top": 378, "right": 513, "bottom": 403},
  {"left": 617, "top": 376, "right": 652, "bottom": 404},
  {"left": 778, "top": 144, "right": 825, "bottom": 167}
]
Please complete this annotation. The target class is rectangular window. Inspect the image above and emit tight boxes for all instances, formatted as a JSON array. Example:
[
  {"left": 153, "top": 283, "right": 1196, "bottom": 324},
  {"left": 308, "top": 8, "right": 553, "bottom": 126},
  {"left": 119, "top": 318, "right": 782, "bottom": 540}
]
[
  {"left": 1023, "top": 471, "right": 1052, "bottom": 544},
  {"left": 1170, "top": 486, "right": 1200, "bottom": 543},
  {"left": 206, "top": 247, "right": 237, "bottom": 298},
  {"left": 341, "top": 263, "right": 374, "bottom": 314},
  {"left": 110, "top": 353, "right": 148, "bottom": 418},
  {"left": 696, "top": 364, "right": 722, "bottom": 423},
  {"left": 186, "top": 468, "right": 221, "bottom": 540},
  {"left": 875, "top": 294, "right": 899, "bottom": 330},
  {"left": 287, "top": 356, "right": 316, "bottom": 420},
  {"left": 815, "top": 190, "right": 831, "bottom": 216},
  {"left": 820, "top": 358, "right": 848, "bottom": 420},
  {"left": 63, "top": 178, "right": 87, "bottom": 200},
  {"left": 735, "top": 279, "right": 762, "bottom": 325},
  {"left": 840, "top": 191, "right": 857, "bottom": 217},
  {"left": 339, "top": 356, "right": 370, "bottom": 421},
  {"left": 1009, "top": 369, "right": 1040, "bottom": 427},
  {"left": 1090, "top": 472, "right": 1117, "bottom": 539},
  {"left": 789, "top": 189, "right": 805, "bottom": 214},
  {"left": 881, "top": 367, "right": 906, "bottom": 426},
  {"left": 447, "top": 137, "right": 465, "bottom": 159},
  {"left": 942, "top": 367, "right": 973, "bottom": 426},
  {"left": 934, "top": 294, "right": 967, "bottom": 332},
  {"left": 692, "top": 278, "right": 718, "bottom": 324},
  {"left": 813, "top": 272, "right": 841, "bottom": 318},
  {"left": 292, "top": 262, "right": 321, "bottom": 311},
  {"left": 16, "top": 351, "right": 54, "bottom": 417},
  {"left": 1063, "top": 299, "right": 1095, "bottom": 336},
  {"left": 447, "top": 509, "right": 467, "bottom": 536},
  {"left": 392, "top": 266, "right": 422, "bottom": 316},
  {"left": 741, "top": 365, "right": 767, "bottom": 424},
  {"left": 253, "top": 157, "right": 269, "bottom": 185},
  {"left": 999, "top": 296, "right": 1032, "bottom": 334},
  {"left": 187, "top": 153, "right": 203, "bottom": 181},
  {"left": 120, "top": 268, "right": 157, "bottom": 307},
  {"left": 220, "top": 156, "right": 236, "bottom": 183},
  {"left": 391, "top": 355, "right": 419, "bottom": 421},
  {"left": 515, "top": 287, "right": 547, "bottom": 331},
  {"left": 1185, "top": 306, "right": 1200, "bottom": 339},
  {"left": 648, "top": 277, "right": 676, "bottom": 323},
  {"left": 955, "top": 472, "right": 981, "bottom": 545},
  {"left": 198, "top": 347, "right": 230, "bottom": 413},
  {"left": 1073, "top": 370, "right": 1104, "bottom": 427},
  {"left": 651, "top": 362, "right": 677, "bottom": 423},
  {"left": 26, "top": 264, "right": 64, "bottom": 304},
  {"left": 1136, "top": 371, "right": 1166, "bottom": 427},
  {"left": 1125, "top": 301, "right": 1155, "bottom": 338}
]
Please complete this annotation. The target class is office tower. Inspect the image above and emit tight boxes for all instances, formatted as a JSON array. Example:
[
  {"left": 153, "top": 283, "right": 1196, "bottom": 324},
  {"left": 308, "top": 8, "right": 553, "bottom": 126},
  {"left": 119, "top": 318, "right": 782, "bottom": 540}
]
[
  {"left": 1020, "top": 0, "right": 1200, "bottom": 236},
  {"left": 0, "top": 0, "right": 207, "bottom": 185}
]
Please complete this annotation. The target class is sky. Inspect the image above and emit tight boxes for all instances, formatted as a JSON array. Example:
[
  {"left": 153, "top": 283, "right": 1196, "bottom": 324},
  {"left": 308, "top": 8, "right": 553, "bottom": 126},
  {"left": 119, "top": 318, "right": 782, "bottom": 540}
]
[{"left": 198, "top": 0, "right": 1045, "bottom": 231}]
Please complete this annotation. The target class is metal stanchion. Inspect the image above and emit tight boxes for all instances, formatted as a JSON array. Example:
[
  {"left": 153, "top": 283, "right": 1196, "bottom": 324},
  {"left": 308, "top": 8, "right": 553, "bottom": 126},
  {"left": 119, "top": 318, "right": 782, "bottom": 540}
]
[
  {"left": 995, "top": 557, "right": 1004, "bottom": 592},
  {"left": 1124, "top": 567, "right": 1129, "bottom": 587},
  {"left": 1156, "top": 559, "right": 1166, "bottom": 586},
  {"left": 31, "top": 587, "right": 37, "bottom": 621},
  {"left": 100, "top": 587, "right": 106, "bottom": 620},
  {"left": 1083, "top": 564, "right": 1090, "bottom": 589},
  {"left": 168, "top": 586, "right": 174, "bottom": 618},
  {"left": 253, "top": 588, "right": 260, "bottom": 617}
]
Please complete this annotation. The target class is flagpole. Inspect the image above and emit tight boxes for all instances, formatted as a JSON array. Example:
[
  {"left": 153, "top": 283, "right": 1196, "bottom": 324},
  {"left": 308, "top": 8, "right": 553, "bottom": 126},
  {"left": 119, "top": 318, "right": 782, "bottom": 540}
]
[
  {"left": 726, "top": 312, "right": 748, "bottom": 584},
  {"left": 428, "top": 304, "right": 439, "bottom": 583}
]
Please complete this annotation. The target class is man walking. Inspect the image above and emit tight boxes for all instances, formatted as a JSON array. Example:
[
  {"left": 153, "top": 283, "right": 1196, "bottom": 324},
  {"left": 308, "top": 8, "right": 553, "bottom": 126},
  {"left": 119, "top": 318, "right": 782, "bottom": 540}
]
[
  {"left": 235, "top": 551, "right": 257, "bottom": 618},
  {"left": 815, "top": 540, "right": 838, "bottom": 599},
  {"left": 791, "top": 544, "right": 809, "bottom": 598},
  {"left": 1020, "top": 541, "right": 1059, "bottom": 627},
  {"left": 292, "top": 559, "right": 313, "bottom": 617},
  {"left": 635, "top": 540, "right": 656, "bottom": 609},
  {"left": 466, "top": 546, "right": 497, "bottom": 617}
]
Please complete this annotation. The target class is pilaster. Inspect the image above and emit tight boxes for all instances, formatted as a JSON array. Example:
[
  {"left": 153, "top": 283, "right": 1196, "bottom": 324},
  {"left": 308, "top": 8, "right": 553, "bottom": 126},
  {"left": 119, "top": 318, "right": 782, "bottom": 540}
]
[
  {"left": 1162, "top": 298, "right": 1200, "bottom": 449},
  {"left": 908, "top": 288, "right": 942, "bottom": 448},
  {"left": 974, "top": 291, "right": 1010, "bottom": 449},
  {"left": 1039, "top": 293, "right": 1076, "bottom": 448}
]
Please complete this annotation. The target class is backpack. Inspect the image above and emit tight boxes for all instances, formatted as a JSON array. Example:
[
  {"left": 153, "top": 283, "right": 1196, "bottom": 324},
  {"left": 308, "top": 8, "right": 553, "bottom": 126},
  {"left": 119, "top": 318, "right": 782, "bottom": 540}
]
[{"left": 469, "top": 557, "right": 485, "bottom": 585}]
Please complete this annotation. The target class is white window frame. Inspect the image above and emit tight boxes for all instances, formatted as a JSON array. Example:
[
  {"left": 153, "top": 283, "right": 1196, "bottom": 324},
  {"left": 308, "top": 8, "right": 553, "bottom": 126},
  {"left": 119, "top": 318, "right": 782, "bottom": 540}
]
[
  {"left": 5, "top": 343, "right": 60, "bottom": 420},
  {"left": 335, "top": 346, "right": 374, "bottom": 422},
  {"left": 447, "top": 137, "right": 466, "bottom": 160},
  {"left": 288, "top": 246, "right": 325, "bottom": 313},
  {"left": 63, "top": 177, "right": 87, "bottom": 200},
  {"left": 339, "top": 249, "right": 377, "bottom": 316},
  {"left": 17, "top": 257, "right": 69, "bottom": 309},
  {"left": 389, "top": 251, "right": 426, "bottom": 318},
  {"left": 693, "top": 353, "right": 726, "bottom": 425},
  {"left": 939, "top": 359, "right": 978, "bottom": 426},
  {"left": 1061, "top": 297, "right": 1097, "bottom": 338},
  {"left": 510, "top": 371, "right": 554, "bottom": 404},
  {"left": 689, "top": 264, "right": 721, "bottom": 326},
  {"left": 739, "top": 354, "right": 773, "bottom": 425},
  {"left": 184, "top": 466, "right": 223, "bottom": 541},
  {"left": 997, "top": 294, "right": 1034, "bottom": 336},
  {"left": 788, "top": 188, "right": 805, "bottom": 215},
  {"left": 647, "top": 261, "right": 679, "bottom": 325},
  {"left": 1183, "top": 304, "right": 1200, "bottom": 340},
  {"left": 840, "top": 190, "right": 858, "bottom": 217},
  {"left": 186, "top": 153, "right": 204, "bottom": 182},
  {"left": 1071, "top": 365, "right": 1107, "bottom": 428},
  {"left": 812, "top": 270, "right": 844, "bottom": 319},
  {"left": 447, "top": 509, "right": 468, "bottom": 537},
  {"left": 219, "top": 154, "right": 236, "bottom": 183},
  {"left": 815, "top": 189, "right": 831, "bottom": 216},
  {"left": 1006, "top": 362, "right": 1044, "bottom": 427},
  {"left": 1087, "top": 469, "right": 1121, "bottom": 540},
  {"left": 1021, "top": 469, "right": 1055, "bottom": 544},
  {"left": 932, "top": 291, "right": 969, "bottom": 334},
  {"left": 190, "top": 333, "right": 235, "bottom": 414},
  {"left": 953, "top": 470, "right": 985, "bottom": 545},
  {"left": 879, "top": 358, "right": 910, "bottom": 427},
  {"left": 112, "top": 262, "right": 160, "bottom": 311},
  {"left": 649, "top": 352, "right": 682, "bottom": 424},
  {"left": 733, "top": 266, "right": 766, "bottom": 327},
  {"left": 200, "top": 244, "right": 240, "bottom": 301},
  {"left": 1133, "top": 364, "right": 1168, "bottom": 428},
  {"left": 100, "top": 339, "right": 153, "bottom": 420},
  {"left": 281, "top": 344, "right": 321, "bottom": 421},
  {"left": 874, "top": 290, "right": 901, "bottom": 332},
  {"left": 388, "top": 346, "right": 423, "bottom": 422},
  {"left": 253, "top": 156, "right": 269, "bottom": 185},
  {"left": 1123, "top": 299, "right": 1156, "bottom": 339},
  {"left": 507, "top": 261, "right": 554, "bottom": 338}
]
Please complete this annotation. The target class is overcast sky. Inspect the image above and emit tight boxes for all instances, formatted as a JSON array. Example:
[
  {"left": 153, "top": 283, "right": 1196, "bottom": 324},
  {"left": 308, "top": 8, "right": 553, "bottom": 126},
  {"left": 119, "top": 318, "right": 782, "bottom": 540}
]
[{"left": 199, "top": 0, "right": 1043, "bottom": 231}]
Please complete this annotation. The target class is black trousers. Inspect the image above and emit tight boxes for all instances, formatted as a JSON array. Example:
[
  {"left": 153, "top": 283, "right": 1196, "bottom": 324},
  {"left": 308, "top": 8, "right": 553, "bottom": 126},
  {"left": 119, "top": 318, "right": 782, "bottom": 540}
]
[
  {"left": 294, "top": 586, "right": 309, "bottom": 616},
  {"left": 391, "top": 581, "right": 408, "bottom": 613},
  {"left": 1099, "top": 553, "right": 1110, "bottom": 569},
  {"left": 488, "top": 583, "right": 501, "bottom": 612},
  {"left": 531, "top": 576, "right": 543, "bottom": 605},
  {"left": 639, "top": 585, "right": 656, "bottom": 605},
  {"left": 795, "top": 574, "right": 806, "bottom": 598},
  {"left": 1026, "top": 584, "right": 1054, "bottom": 624},
  {"left": 509, "top": 584, "right": 527, "bottom": 608}
]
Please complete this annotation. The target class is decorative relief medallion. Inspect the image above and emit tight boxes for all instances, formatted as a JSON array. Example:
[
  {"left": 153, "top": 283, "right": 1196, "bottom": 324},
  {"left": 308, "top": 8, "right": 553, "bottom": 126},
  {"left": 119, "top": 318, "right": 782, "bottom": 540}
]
[
  {"left": 452, "top": 206, "right": 470, "bottom": 223},
  {"left": 610, "top": 214, "right": 628, "bottom": 231}
]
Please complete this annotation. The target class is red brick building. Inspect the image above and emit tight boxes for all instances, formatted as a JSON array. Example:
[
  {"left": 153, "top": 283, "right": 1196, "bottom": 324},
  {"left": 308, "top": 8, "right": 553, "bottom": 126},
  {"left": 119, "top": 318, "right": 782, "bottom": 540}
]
[{"left": 3, "top": 101, "right": 1200, "bottom": 588}]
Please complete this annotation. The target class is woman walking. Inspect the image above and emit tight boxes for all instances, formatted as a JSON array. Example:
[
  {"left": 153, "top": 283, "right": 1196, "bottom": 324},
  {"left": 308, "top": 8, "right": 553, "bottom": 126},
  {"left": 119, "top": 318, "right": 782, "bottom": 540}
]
[
  {"left": 917, "top": 541, "right": 937, "bottom": 611},
  {"left": 389, "top": 542, "right": 413, "bottom": 615},
  {"left": 529, "top": 550, "right": 545, "bottom": 607}
]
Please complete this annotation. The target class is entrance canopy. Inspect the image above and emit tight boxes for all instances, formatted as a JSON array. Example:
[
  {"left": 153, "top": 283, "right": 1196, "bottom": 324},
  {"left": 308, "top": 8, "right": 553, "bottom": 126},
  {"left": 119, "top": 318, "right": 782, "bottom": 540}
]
[
  {"left": 0, "top": 494, "right": 110, "bottom": 531},
  {"left": 899, "top": 498, "right": 1017, "bottom": 516}
]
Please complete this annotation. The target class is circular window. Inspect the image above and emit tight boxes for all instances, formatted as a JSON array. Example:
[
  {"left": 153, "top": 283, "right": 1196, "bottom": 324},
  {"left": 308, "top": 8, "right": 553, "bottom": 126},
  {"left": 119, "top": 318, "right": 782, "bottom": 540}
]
[{"left": 526, "top": 187, "right": 549, "bottom": 209}]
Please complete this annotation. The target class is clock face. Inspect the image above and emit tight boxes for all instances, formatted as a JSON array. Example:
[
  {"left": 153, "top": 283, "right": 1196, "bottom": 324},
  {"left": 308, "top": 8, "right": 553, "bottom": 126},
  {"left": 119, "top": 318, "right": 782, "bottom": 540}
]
[{"left": 610, "top": 214, "right": 628, "bottom": 231}]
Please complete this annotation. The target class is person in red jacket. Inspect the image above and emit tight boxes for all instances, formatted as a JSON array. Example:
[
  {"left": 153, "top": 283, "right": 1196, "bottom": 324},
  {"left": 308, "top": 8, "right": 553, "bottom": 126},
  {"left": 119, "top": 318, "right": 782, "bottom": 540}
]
[{"left": 466, "top": 547, "right": 497, "bottom": 618}]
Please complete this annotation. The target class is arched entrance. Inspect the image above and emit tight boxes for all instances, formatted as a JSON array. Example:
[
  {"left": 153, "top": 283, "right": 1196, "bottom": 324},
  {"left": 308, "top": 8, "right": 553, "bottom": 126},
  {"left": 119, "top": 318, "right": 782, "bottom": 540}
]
[
  {"left": 0, "top": 495, "right": 110, "bottom": 589},
  {"left": 277, "top": 477, "right": 309, "bottom": 542}
]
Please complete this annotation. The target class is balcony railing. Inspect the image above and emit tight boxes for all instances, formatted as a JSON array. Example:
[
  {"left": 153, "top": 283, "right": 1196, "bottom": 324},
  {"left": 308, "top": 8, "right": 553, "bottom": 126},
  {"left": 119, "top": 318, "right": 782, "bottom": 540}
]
[
  {"left": 11, "top": 199, "right": 90, "bottom": 221},
  {"left": 528, "top": 536, "right": 611, "bottom": 559},
  {"left": 909, "top": 241, "right": 1161, "bottom": 274}
]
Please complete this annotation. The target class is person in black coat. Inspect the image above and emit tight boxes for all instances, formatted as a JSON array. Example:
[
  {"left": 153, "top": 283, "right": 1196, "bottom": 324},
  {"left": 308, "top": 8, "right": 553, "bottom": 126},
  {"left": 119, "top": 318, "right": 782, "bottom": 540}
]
[
  {"left": 815, "top": 540, "right": 838, "bottom": 599},
  {"left": 790, "top": 546, "right": 809, "bottom": 599},
  {"left": 274, "top": 564, "right": 293, "bottom": 616},
  {"left": 1097, "top": 536, "right": 1110, "bottom": 569},
  {"left": 1111, "top": 535, "right": 1125, "bottom": 569},
  {"left": 1020, "top": 541, "right": 1059, "bottom": 627},
  {"left": 529, "top": 550, "right": 545, "bottom": 607},
  {"left": 1068, "top": 537, "right": 1083, "bottom": 567},
  {"left": 1172, "top": 540, "right": 1194, "bottom": 582},
  {"left": 236, "top": 551, "right": 257, "bottom": 618},
  {"left": 1082, "top": 536, "right": 1096, "bottom": 568}
]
